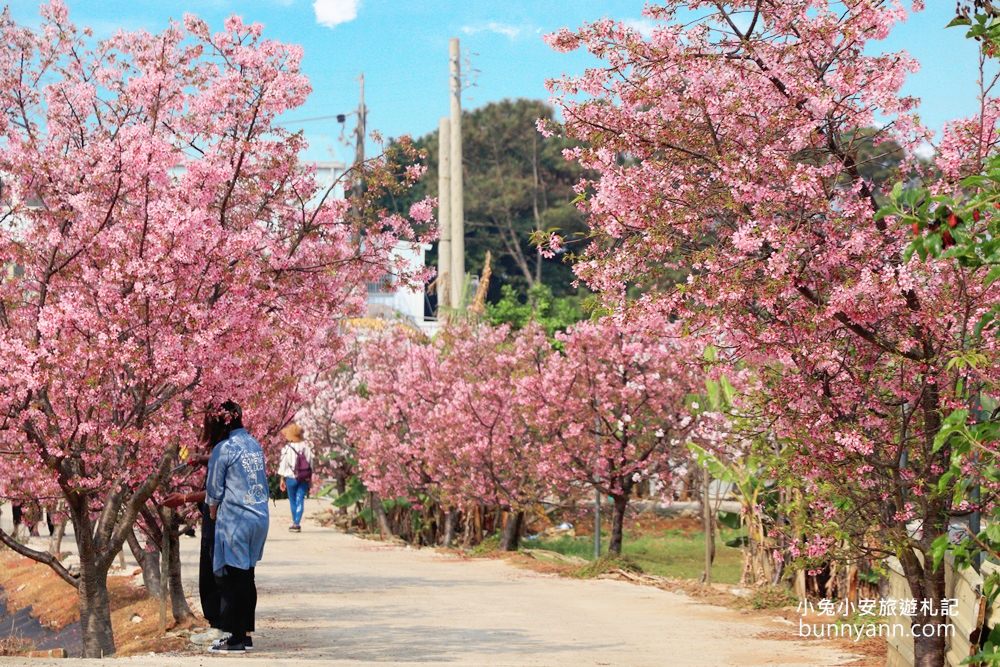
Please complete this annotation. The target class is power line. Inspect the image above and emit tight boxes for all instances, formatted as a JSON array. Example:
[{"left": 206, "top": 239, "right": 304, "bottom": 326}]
[{"left": 274, "top": 114, "right": 348, "bottom": 127}]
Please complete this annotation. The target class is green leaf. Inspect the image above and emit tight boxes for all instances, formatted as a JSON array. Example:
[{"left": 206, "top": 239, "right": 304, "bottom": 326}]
[
  {"left": 874, "top": 205, "right": 895, "bottom": 222},
  {"left": 946, "top": 16, "right": 971, "bottom": 28},
  {"left": 333, "top": 475, "right": 368, "bottom": 508},
  {"left": 960, "top": 174, "right": 990, "bottom": 188},
  {"left": 933, "top": 409, "right": 970, "bottom": 453},
  {"left": 686, "top": 442, "right": 733, "bottom": 482},
  {"left": 937, "top": 468, "right": 957, "bottom": 494},
  {"left": 720, "top": 376, "right": 736, "bottom": 405},
  {"left": 930, "top": 533, "right": 950, "bottom": 571},
  {"left": 985, "top": 266, "right": 1000, "bottom": 288},
  {"left": 705, "top": 380, "right": 721, "bottom": 411}
]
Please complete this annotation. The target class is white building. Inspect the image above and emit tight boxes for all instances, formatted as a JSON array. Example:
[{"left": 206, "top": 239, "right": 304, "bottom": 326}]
[
  {"left": 366, "top": 241, "right": 437, "bottom": 335},
  {"left": 312, "top": 162, "right": 438, "bottom": 336}
]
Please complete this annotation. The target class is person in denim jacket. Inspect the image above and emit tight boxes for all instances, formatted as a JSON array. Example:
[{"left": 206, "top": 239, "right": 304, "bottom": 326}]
[{"left": 204, "top": 401, "right": 269, "bottom": 654}]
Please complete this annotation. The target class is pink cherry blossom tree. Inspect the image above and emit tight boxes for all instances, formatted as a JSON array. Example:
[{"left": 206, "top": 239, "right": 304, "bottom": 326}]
[
  {"left": 544, "top": 3, "right": 998, "bottom": 663},
  {"left": 429, "top": 322, "right": 552, "bottom": 549},
  {"left": 332, "top": 322, "right": 545, "bottom": 545},
  {"left": 0, "top": 3, "right": 429, "bottom": 656},
  {"left": 524, "top": 316, "right": 703, "bottom": 554},
  {"left": 336, "top": 315, "right": 702, "bottom": 554},
  {"left": 334, "top": 325, "right": 448, "bottom": 536}
]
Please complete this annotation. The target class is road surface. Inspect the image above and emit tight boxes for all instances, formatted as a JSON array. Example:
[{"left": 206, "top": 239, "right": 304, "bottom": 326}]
[{"left": 3, "top": 498, "right": 859, "bottom": 666}]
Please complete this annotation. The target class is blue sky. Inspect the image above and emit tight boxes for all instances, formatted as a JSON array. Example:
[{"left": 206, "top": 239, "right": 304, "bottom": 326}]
[{"left": 4, "top": 1, "right": 985, "bottom": 164}]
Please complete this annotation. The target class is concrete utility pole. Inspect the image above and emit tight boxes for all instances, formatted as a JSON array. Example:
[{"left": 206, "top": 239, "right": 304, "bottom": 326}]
[
  {"left": 437, "top": 117, "right": 452, "bottom": 310},
  {"left": 448, "top": 38, "right": 464, "bottom": 309},
  {"left": 353, "top": 73, "right": 367, "bottom": 203}
]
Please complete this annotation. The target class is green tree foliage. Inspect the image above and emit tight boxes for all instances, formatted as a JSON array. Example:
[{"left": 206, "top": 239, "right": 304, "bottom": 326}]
[
  {"left": 485, "top": 283, "right": 588, "bottom": 336},
  {"left": 388, "top": 99, "right": 587, "bottom": 298}
]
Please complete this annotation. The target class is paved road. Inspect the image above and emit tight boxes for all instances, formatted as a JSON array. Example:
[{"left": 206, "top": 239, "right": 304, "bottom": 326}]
[{"left": 4, "top": 499, "right": 858, "bottom": 666}]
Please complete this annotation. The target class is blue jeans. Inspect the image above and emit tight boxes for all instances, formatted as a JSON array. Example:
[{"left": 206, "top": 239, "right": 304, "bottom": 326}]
[{"left": 285, "top": 477, "right": 309, "bottom": 526}]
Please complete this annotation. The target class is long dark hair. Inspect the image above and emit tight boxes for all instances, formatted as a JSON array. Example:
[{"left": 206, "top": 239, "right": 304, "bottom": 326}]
[{"left": 202, "top": 400, "right": 244, "bottom": 447}]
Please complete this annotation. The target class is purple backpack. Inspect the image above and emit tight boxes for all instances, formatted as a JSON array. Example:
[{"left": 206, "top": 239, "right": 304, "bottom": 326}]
[{"left": 293, "top": 445, "right": 312, "bottom": 484}]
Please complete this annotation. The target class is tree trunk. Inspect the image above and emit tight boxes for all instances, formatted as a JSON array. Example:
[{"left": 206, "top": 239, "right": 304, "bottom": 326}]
[
  {"left": 442, "top": 507, "right": 458, "bottom": 547},
  {"left": 336, "top": 473, "right": 348, "bottom": 516},
  {"left": 48, "top": 518, "right": 66, "bottom": 557},
  {"left": 127, "top": 529, "right": 162, "bottom": 598},
  {"left": 166, "top": 526, "right": 193, "bottom": 623},
  {"left": 77, "top": 557, "right": 115, "bottom": 658},
  {"left": 905, "top": 381, "right": 948, "bottom": 667},
  {"left": 609, "top": 495, "right": 628, "bottom": 555},
  {"left": 701, "top": 468, "right": 715, "bottom": 584},
  {"left": 370, "top": 492, "right": 392, "bottom": 539},
  {"left": 499, "top": 510, "right": 524, "bottom": 551},
  {"left": 900, "top": 546, "right": 948, "bottom": 667}
]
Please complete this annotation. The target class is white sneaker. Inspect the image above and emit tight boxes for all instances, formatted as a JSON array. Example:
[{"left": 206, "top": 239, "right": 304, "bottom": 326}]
[{"left": 191, "top": 628, "right": 226, "bottom": 645}]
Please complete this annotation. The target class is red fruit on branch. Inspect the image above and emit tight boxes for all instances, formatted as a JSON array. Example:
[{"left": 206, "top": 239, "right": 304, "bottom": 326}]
[
  {"left": 942, "top": 229, "right": 955, "bottom": 248},
  {"left": 911, "top": 222, "right": 921, "bottom": 235},
  {"left": 973, "top": 209, "right": 981, "bottom": 222},
  {"left": 947, "top": 213, "right": 960, "bottom": 228}
]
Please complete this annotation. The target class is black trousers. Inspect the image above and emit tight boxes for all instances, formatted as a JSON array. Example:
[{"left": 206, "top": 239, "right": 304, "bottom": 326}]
[
  {"left": 199, "top": 538, "right": 222, "bottom": 627},
  {"left": 215, "top": 565, "right": 256, "bottom": 641},
  {"left": 199, "top": 506, "right": 222, "bottom": 628}
]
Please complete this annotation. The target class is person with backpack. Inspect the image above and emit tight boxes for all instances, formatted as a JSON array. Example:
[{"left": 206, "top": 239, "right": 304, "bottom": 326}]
[{"left": 277, "top": 422, "right": 313, "bottom": 533}]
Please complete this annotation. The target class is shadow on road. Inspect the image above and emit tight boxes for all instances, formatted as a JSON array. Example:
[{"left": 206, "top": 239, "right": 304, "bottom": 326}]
[{"left": 250, "top": 618, "right": 618, "bottom": 662}]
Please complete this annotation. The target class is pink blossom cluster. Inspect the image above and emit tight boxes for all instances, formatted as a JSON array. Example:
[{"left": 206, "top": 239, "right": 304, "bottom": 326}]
[
  {"left": 0, "top": 2, "right": 430, "bottom": 576},
  {"left": 543, "top": 0, "right": 1000, "bottom": 567},
  {"left": 329, "top": 316, "right": 705, "bottom": 529}
]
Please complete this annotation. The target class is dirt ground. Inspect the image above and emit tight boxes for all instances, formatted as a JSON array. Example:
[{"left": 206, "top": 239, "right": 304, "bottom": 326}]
[{"left": 2, "top": 498, "right": 863, "bottom": 666}]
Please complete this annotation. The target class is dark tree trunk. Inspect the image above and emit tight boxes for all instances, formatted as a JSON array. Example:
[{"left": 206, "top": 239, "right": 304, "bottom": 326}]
[
  {"left": 11, "top": 444, "right": 175, "bottom": 658},
  {"left": 701, "top": 467, "right": 716, "bottom": 584},
  {"left": 904, "top": 383, "right": 949, "bottom": 667},
  {"left": 499, "top": 510, "right": 524, "bottom": 551},
  {"left": 442, "top": 507, "right": 458, "bottom": 547},
  {"left": 609, "top": 495, "right": 628, "bottom": 555},
  {"left": 336, "top": 473, "right": 348, "bottom": 516},
  {"left": 166, "top": 526, "right": 193, "bottom": 623},
  {"left": 127, "top": 529, "right": 162, "bottom": 598},
  {"left": 900, "top": 546, "right": 948, "bottom": 667},
  {"left": 77, "top": 557, "right": 115, "bottom": 658}
]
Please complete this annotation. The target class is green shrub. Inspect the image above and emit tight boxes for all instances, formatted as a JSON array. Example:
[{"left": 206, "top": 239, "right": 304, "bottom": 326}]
[
  {"left": 575, "top": 554, "right": 644, "bottom": 578},
  {"left": 746, "top": 585, "right": 798, "bottom": 609}
]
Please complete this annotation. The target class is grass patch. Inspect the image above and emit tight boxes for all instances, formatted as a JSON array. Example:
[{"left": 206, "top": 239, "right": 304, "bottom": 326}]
[
  {"left": 470, "top": 534, "right": 501, "bottom": 556},
  {"left": 747, "top": 585, "right": 798, "bottom": 609},
  {"left": 574, "top": 554, "right": 643, "bottom": 579},
  {"left": 524, "top": 528, "right": 744, "bottom": 584}
]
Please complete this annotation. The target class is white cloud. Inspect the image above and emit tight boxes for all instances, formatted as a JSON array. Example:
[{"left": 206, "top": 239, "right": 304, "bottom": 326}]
[
  {"left": 460, "top": 21, "right": 530, "bottom": 40},
  {"left": 622, "top": 18, "right": 656, "bottom": 38},
  {"left": 913, "top": 141, "right": 936, "bottom": 160},
  {"left": 313, "top": 0, "right": 360, "bottom": 28}
]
